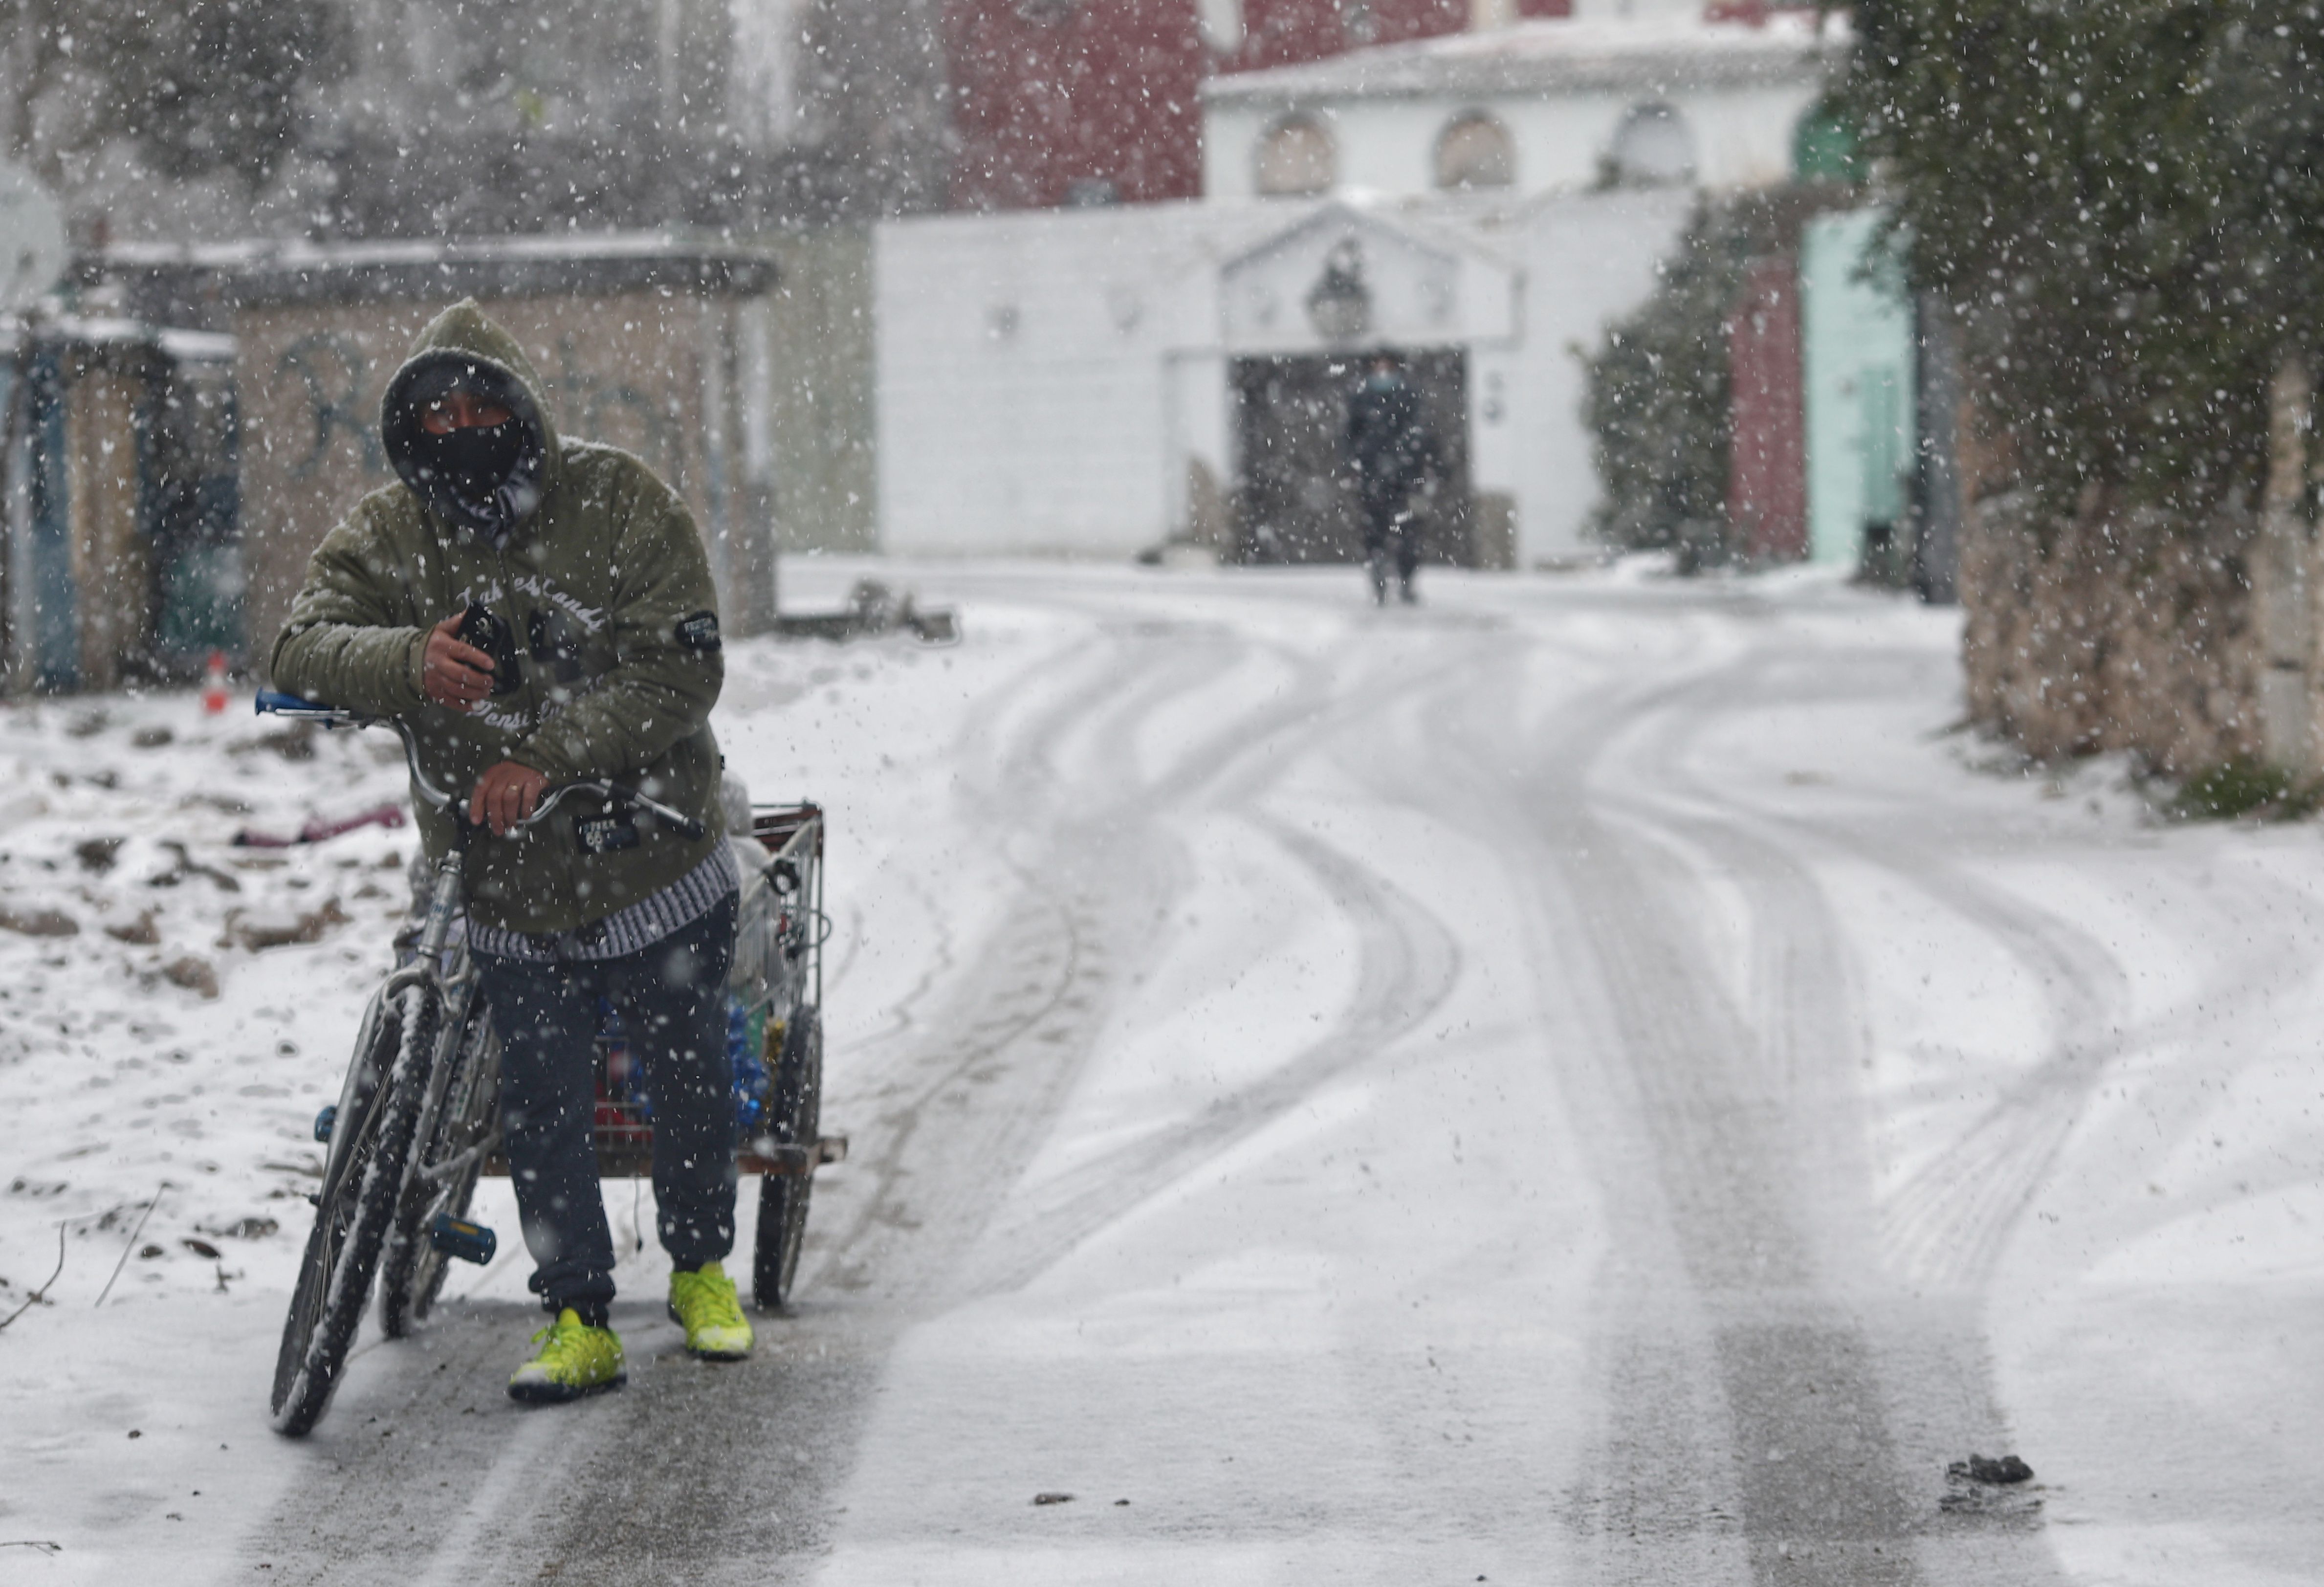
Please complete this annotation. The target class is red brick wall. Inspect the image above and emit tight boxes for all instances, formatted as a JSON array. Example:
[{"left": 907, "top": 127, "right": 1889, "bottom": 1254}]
[
  {"left": 945, "top": 0, "right": 1574, "bottom": 211},
  {"left": 946, "top": 0, "right": 1210, "bottom": 209},
  {"left": 1728, "top": 255, "right": 1807, "bottom": 563}
]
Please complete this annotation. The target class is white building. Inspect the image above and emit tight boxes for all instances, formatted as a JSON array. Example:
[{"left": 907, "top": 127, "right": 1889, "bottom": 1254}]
[
  {"left": 875, "top": 9, "right": 1839, "bottom": 569},
  {"left": 1206, "top": 12, "right": 1832, "bottom": 203}
]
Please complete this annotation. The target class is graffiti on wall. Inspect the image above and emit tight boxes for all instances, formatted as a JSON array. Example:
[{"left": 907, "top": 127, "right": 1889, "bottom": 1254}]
[
  {"left": 277, "top": 333, "right": 384, "bottom": 481},
  {"left": 549, "top": 333, "right": 683, "bottom": 487},
  {"left": 271, "top": 328, "right": 685, "bottom": 485}
]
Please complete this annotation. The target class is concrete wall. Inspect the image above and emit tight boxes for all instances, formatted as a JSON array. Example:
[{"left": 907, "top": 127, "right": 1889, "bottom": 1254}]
[
  {"left": 877, "top": 205, "right": 1222, "bottom": 557},
  {"left": 236, "top": 291, "right": 772, "bottom": 663},
  {"left": 761, "top": 228, "right": 879, "bottom": 555},
  {"left": 874, "top": 190, "right": 1689, "bottom": 565},
  {"left": 1205, "top": 81, "right": 1816, "bottom": 200}
]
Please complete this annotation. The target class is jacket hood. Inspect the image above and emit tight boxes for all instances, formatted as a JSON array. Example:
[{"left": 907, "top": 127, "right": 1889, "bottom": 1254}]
[{"left": 380, "top": 299, "right": 562, "bottom": 538}]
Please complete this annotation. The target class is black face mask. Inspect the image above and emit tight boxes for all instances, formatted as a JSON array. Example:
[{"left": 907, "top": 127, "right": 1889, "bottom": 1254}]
[{"left": 411, "top": 421, "right": 525, "bottom": 506}]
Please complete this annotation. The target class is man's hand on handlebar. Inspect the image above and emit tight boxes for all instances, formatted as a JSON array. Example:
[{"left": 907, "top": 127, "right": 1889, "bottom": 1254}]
[
  {"left": 471, "top": 761, "right": 549, "bottom": 836},
  {"left": 422, "top": 614, "right": 496, "bottom": 711}
]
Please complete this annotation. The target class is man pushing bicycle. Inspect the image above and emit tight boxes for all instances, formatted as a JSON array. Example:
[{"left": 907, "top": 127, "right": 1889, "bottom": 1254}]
[{"left": 272, "top": 299, "right": 751, "bottom": 1402}]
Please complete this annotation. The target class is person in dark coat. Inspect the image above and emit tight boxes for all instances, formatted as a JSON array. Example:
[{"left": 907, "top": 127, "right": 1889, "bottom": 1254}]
[
  {"left": 1343, "top": 352, "right": 1438, "bottom": 605},
  {"left": 274, "top": 300, "right": 753, "bottom": 1405}
]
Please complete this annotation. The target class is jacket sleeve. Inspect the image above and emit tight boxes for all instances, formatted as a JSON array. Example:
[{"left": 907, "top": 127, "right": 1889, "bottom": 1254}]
[
  {"left": 510, "top": 466, "right": 723, "bottom": 782},
  {"left": 270, "top": 501, "right": 431, "bottom": 716}
]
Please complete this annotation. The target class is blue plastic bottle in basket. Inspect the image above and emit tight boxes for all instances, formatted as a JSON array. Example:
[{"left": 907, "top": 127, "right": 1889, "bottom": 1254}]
[
  {"left": 597, "top": 997, "right": 650, "bottom": 1120},
  {"left": 728, "top": 998, "right": 767, "bottom": 1135}
]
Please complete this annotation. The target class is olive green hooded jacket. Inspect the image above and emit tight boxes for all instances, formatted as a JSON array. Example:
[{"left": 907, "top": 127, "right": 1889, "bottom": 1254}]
[{"left": 271, "top": 300, "right": 725, "bottom": 934}]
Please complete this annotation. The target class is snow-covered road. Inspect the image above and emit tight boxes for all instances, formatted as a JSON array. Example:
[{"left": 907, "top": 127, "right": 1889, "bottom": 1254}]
[{"left": 4, "top": 561, "right": 2322, "bottom": 1586}]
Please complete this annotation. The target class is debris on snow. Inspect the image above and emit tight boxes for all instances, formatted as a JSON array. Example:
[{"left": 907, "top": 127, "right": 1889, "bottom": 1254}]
[
  {"left": 230, "top": 722, "right": 317, "bottom": 762},
  {"left": 221, "top": 899, "right": 347, "bottom": 952},
  {"left": 1941, "top": 1453, "right": 2041, "bottom": 1517},
  {"left": 75, "top": 836, "right": 126, "bottom": 872},
  {"left": 231, "top": 802, "right": 406, "bottom": 850},
  {"left": 151, "top": 840, "right": 241, "bottom": 893},
  {"left": 1949, "top": 1453, "right": 2034, "bottom": 1486},
  {"left": 162, "top": 957, "right": 220, "bottom": 998},
  {"left": 0, "top": 905, "right": 78, "bottom": 937},
  {"left": 105, "top": 909, "right": 162, "bottom": 945}
]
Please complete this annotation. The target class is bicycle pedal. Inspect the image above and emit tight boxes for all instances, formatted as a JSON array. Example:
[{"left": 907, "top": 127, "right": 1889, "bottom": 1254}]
[
  {"left": 428, "top": 1214, "right": 498, "bottom": 1265},
  {"left": 313, "top": 1105, "right": 337, "bottom": 1143}
]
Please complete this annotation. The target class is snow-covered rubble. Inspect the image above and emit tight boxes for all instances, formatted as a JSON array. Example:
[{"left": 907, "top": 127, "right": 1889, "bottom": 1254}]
[{"left": 0, "top": 571, "right": 1025, "bottom": 1579}]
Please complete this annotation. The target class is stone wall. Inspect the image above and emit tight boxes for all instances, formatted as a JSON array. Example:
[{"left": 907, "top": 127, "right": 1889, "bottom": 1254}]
[
  {"left": 1959, "top": 487, "right": 2264, "bottom": 774},
  {"left": 1958, "top": 359, "right": 2324, "bottom": 779},
  {"left": 759, "top": 229, "right": 878, "bottom": 555}
]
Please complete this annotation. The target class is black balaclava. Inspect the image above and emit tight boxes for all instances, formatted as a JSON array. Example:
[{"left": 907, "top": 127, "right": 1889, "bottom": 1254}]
[{"left": 382, "top": 356, "right": 548, "bottom": 540}]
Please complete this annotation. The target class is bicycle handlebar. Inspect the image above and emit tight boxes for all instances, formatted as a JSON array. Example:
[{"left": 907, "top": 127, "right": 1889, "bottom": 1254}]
[{"left": 254, "top": 690, "right": 709, "bottom": 842}]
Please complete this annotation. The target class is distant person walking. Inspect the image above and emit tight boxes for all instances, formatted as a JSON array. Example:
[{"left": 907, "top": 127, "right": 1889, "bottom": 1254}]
[{"left": 1343, "top": 353, "right": 1438, "bottom": 606}]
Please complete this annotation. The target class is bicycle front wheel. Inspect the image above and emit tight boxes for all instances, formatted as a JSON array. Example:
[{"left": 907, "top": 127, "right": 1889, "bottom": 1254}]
[
  {"left": 379, "top": 1009, "right": 500, "bottom": 1338},
  {"left": 269, "top": 979, "right": 439, "bottom": 1437}
]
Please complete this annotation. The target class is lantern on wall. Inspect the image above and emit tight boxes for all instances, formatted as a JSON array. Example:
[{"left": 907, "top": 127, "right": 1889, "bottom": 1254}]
[{"left": 1305, "top": 239, "right": 1372, "bottom": 341}]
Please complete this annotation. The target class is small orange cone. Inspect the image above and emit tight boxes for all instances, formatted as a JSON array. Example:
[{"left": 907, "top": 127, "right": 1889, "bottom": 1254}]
[{"left": 201, "top": 650, "right": 229, "bottom": 715}]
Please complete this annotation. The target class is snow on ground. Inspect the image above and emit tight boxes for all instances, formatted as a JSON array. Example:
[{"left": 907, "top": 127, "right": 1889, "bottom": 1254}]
[
  {"left": 0, "top": 594, "right": 1053, "bottom": 1579},
  {"left": 1, "top": 557, "right": 2321, "bottom": 1584}
]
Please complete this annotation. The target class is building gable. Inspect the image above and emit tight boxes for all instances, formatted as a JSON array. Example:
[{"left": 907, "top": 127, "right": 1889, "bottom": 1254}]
[{"left": 1218, "top": 202, "right": 1518, "bottom": 353}]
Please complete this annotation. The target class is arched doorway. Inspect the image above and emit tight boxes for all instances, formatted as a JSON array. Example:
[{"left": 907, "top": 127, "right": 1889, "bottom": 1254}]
[{"left": 1232, "top": 350, "right": 1473, "bottom": 566}]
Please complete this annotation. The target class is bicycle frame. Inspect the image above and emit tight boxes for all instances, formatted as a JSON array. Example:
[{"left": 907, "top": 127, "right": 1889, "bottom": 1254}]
[
  {"left": 254, "top": 689, "right": 710, "bottom": 1244},
  {"left": 265, "top": 684, "right": 843, "bottom": 1433}
]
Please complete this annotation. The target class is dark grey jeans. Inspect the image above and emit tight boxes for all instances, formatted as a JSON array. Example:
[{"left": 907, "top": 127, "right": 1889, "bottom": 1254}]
[{"left": 474, "top": 892, "right": 739, "bottom": 1318}]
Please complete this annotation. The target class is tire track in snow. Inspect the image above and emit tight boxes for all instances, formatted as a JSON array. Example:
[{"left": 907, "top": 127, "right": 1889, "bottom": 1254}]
[
  {"left": 1627, "top": 648, "right": 2318, "bottom": 1294},
  {"left": 1433, "top": 623, "right": 2065, "bottom": 1587},
  {"left": 950, "top": 621, "right": 1504, "bottom": 1298},
  {"left": 1617, "top": 648, "right": 2128, "bottom": 1299},
  {"left": 962, "top": 811, "right": 1463, "bottom": 1298}
]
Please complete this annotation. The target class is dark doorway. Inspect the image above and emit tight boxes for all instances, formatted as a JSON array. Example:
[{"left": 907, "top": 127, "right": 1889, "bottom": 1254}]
[{"left": 1232, "top": 349, "right": 1472, "bottom": 565}]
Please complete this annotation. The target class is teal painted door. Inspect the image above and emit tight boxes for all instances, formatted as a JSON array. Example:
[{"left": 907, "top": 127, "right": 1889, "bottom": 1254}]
[{"left": 1799, "top": 210, "right": 1916, "bottom": 568}]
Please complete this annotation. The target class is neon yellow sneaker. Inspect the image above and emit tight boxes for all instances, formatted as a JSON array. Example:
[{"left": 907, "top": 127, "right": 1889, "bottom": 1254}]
[
  {"left": 506, "top": 1310, "right": 626, "bottom": 1404},
  {"left": 668, "top": 1261, "right": 753, "bottom": 1360}
]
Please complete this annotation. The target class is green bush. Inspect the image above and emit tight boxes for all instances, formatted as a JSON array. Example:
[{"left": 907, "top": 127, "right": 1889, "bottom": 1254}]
[
  {"left": 1844, "top": 0, "right": 2324, "bottom": 527},
  {"left": 2169, "top": 757, "right": 2322, "bottom": 821},
  {"left": 1583, "top": 188, "right": 1855, "bottom": 569}
]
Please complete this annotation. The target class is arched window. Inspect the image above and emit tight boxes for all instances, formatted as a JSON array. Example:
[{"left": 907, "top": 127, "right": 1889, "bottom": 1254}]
[
  {"left": 1255, "top": 116, "right": 1336, "bottom": 197},
  {"left": 1435, "top": 111, "right": 1515, "bottom": 191},
  {"left": 1608, "top": 102, "right": 1694, "bottom": 187}
]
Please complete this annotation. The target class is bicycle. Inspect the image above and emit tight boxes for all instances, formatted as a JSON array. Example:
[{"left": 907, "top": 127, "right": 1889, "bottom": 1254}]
[{"left": 258, "top": 690, "right": 839, "bottom": 1437}]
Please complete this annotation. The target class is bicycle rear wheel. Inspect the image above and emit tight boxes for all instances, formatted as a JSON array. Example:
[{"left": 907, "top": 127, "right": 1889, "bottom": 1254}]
[
  {"left": 379, "top": 1009, "right": 500, "bottom": 1338},
  {"left": 269, "top": 979, "right": 439, "bottom": 1437},
  {"left": 753, "top": 1008, "right": 821, "bottom": 1311}
]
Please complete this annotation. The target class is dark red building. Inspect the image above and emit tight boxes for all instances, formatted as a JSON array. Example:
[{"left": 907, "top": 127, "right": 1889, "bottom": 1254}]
[
  {"left": 1728, "top": 255, "right": 1808, "bottom": 563},
  {"left": 945, "top": 0, "right": 1573, "bottom": 211}
]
